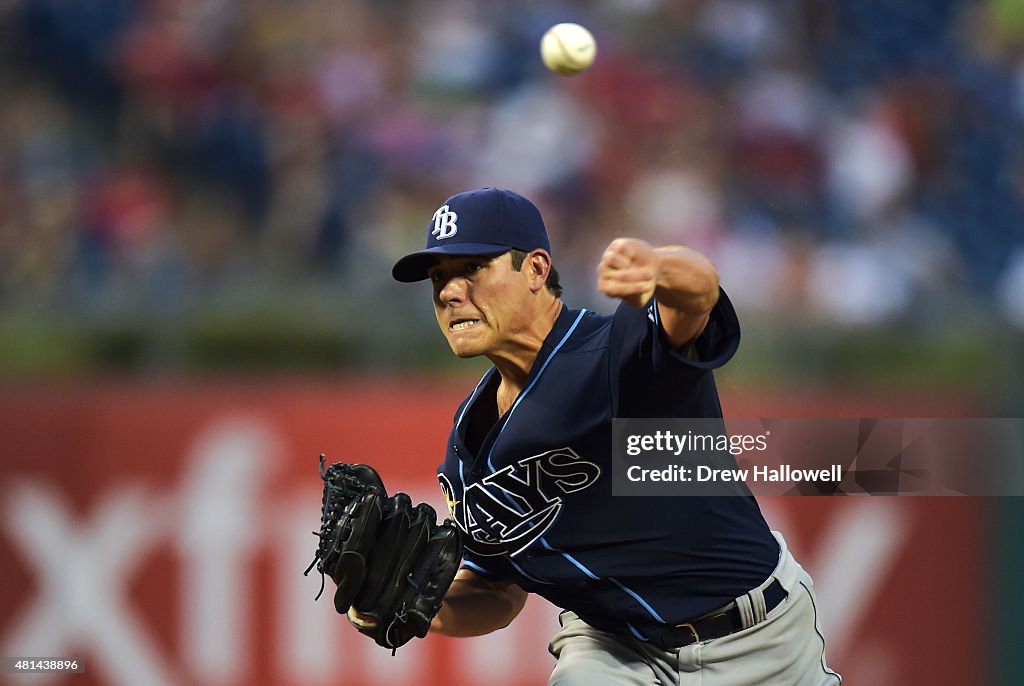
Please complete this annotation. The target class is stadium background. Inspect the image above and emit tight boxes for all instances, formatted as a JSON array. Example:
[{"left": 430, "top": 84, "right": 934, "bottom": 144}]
[{"left": 0, "top": 1, "right": 1021, "bottom": 684}]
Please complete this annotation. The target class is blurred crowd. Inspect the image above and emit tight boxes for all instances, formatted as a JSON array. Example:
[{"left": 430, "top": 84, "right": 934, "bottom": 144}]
[{"left": 1, "top": 0, "right": 1023, "bottom": 331}]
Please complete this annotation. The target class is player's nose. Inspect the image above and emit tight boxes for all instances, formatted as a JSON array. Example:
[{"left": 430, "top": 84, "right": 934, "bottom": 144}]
[{"left": 437, "top": 276, "right": 468, "bottom": 305}]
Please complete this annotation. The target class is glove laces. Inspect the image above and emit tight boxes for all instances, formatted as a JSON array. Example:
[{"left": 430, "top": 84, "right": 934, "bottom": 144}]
[{"left": 303, "top": 454, "right": 337, "bottom": 600}]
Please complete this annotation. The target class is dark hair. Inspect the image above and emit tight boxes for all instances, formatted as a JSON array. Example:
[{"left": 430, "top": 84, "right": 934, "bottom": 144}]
[{"left": 509, "top": 250, "right": 563, "bottom": 298}]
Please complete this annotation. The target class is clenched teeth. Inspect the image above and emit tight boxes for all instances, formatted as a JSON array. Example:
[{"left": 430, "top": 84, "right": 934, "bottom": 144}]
[{"left": 451, "top": 320, "right": 478, "bottom": 331}]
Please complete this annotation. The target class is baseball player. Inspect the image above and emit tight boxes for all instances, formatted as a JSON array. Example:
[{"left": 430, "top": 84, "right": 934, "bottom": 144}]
[{"left": 389, "top": 187, "right": 841, "bottom": 685}]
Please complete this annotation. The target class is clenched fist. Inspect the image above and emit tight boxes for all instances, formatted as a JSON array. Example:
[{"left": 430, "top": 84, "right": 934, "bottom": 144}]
[{"left": 596, "top": 238, "right": 660, "bottom": 308}]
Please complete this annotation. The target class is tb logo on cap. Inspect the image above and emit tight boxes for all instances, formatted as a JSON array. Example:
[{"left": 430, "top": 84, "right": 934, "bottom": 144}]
[{"left": 431, "top": 205, "right": 458, "bottom": 240}]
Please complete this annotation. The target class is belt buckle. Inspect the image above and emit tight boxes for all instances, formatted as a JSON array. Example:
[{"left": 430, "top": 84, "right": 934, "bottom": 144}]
[{"left": 675, "top": 621, "right": 700, "bottom": 644}]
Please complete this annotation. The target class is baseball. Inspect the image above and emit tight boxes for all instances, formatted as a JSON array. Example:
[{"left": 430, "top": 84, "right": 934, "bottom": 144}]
[{"left": 540, "top": 23, "right": 596, "bottom": 76}]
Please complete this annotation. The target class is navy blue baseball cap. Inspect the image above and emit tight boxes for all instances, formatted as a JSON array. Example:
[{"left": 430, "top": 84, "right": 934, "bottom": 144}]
[{"left": 391, "top": 187, "right": 551, "bottom": 282}]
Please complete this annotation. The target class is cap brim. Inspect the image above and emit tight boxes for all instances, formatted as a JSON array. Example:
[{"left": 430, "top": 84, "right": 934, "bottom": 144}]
[{"left": 391, "top": 243, "right": 511, "bottom": 282}]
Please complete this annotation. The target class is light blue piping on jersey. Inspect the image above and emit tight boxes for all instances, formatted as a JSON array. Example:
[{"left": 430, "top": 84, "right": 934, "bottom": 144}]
[
  {"left": 649, "top": 298, "right": 660, "bottom": 326},
  {"left": 476, "top": 307, "right": 671, "bottom": 625},
  {"left": 484, "top": 308, "right": 588, "bottom": 473},
  {"left": 459, "top": 446, "right": 554, "bottom": 583},
  {"left": 508, "top": 556, "right": 551, "bottom": 585},
  {"left": 455, "top": 369, "right": 492, "bottom": 527},
  {"left": 452, "top": 314, "right": 588, "bottom": 587},
  {"left": 462, "top": 556, "right": 550, "bottom": 586},
  {"left": 452, "top": 307, "right": 670, "bottom": 626},
  {"left": 540, "top": 538, "right": 668, "bottom": 625},
  {"left": 457, "top": 308, "right": 589, "bottom": 518},
  {"left": 461, "top": 559, "right": 488, "bottom": 575}
]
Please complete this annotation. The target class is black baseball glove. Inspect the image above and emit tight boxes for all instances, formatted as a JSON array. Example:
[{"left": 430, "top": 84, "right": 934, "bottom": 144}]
[{"left": 304, "top": 456, "right": 463, "bottom": 652}]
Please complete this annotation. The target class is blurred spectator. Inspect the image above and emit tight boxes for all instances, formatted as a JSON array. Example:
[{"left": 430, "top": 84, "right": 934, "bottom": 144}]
[{"left": 999, "top": 248, "right": 1024, "bottom": 329}]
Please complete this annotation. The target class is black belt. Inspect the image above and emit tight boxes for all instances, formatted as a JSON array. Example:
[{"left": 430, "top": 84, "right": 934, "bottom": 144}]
[{"left": 648, "top": 579, "right": 788, "bottom": 650}]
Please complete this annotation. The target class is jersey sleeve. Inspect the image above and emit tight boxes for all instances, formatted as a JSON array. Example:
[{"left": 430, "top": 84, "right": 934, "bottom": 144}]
[
  {"left": 459, "top": 551, "right": 503, "bottom": 580},
  {"left": 613, "top": 287, "right": 740, "bottom": 370},
  {"left": 609, "top": 288, "right": 741, "bottom": 415}
]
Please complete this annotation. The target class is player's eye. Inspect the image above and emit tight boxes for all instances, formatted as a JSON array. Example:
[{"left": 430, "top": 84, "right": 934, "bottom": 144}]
[{"left": 429, "top": 261, "right": 483, "bottom": 287}]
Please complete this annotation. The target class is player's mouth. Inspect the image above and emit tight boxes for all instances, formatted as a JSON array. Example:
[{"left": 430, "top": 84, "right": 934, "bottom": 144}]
[{"left": 449, "top": 318, "right": 480, "bottom": 332}]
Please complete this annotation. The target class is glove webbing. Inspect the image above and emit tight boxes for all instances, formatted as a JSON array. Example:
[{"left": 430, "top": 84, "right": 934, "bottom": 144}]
[{"left": 302, "top": 454, "right": 341, "bottom": 600}]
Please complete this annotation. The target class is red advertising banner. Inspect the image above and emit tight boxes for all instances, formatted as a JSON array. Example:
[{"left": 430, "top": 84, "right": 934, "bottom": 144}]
[{"left": 0, "top": 380, "right": 985, "bottom": 685}]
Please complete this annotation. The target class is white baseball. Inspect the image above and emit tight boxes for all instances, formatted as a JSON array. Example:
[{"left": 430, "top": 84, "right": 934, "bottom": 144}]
[{"left": 540, "top": 23, "right": 597, "bottom": 76}]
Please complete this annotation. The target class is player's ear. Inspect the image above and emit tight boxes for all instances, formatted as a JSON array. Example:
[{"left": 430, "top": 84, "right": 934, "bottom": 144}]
[{"left": 528, "top": 250, "right": 552, "bottom": 293}]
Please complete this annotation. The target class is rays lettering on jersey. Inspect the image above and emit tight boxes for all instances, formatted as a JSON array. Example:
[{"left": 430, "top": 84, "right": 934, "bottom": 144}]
[{"left": 439, "top": 448, "right": 600, "bottom": 558}]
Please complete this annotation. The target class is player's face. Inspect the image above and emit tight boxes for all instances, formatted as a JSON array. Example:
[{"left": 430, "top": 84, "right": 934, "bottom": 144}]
[{"left": 428, "top": 253, "right": 536, "bottom": 358}]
